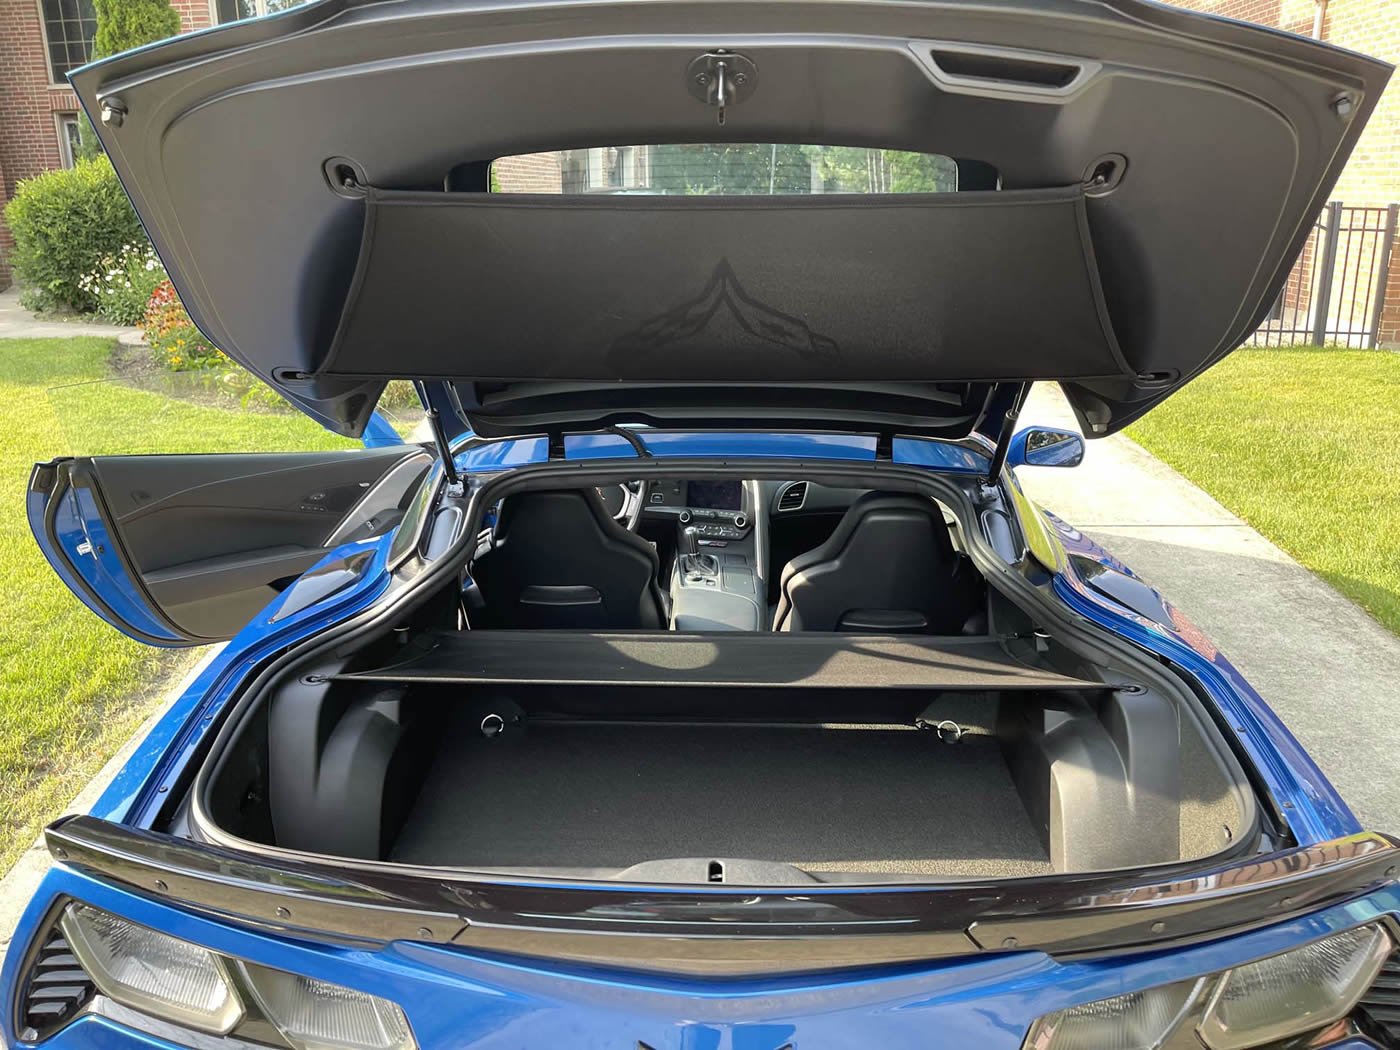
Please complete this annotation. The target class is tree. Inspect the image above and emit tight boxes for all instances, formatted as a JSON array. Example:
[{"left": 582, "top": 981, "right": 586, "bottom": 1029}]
[
  {"left": 92, "top": 0, "right": 180, "bottom": 59},
  {"left": 800, "top": 146, "right": 957, "bottom": 194},
  {"left": 77, "top": 0, "right": 181, "bottom": 158}
]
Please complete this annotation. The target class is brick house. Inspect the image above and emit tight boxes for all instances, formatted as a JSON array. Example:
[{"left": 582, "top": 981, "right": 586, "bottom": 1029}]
[{"left": 0, "top": 0, "right": 301, "bottom": 289}]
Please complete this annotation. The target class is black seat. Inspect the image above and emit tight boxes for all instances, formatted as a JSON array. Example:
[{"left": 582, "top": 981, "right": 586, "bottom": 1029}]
[
  {"left": 471, "top": 489, "right": 666, "bottom": 629},
  {"left": 772, "top": 492, "right": 980, "bottom": 633}
]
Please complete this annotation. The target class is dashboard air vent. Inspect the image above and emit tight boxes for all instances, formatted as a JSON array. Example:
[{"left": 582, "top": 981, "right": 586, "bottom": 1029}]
[{"left": 778, "top": 483, "right": 807, "bottom": 512}]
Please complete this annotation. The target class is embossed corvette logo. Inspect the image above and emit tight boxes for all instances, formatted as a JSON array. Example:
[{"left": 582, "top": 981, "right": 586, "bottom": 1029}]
[{"left": 608, "top": 259, "right": 840, "bottom": 367}]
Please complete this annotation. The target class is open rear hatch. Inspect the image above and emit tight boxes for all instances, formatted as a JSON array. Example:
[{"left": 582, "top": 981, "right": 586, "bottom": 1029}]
[{"left": 71, "top": 0, "right": 1390, "bottom": 438}]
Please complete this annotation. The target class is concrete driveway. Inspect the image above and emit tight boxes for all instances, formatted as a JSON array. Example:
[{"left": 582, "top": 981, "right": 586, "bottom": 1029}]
[{"left": 1018, "top": 384, "right": 1400, "bottom": 833}]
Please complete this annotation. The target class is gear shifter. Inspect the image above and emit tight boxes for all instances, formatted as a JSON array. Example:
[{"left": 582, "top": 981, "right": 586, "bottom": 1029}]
[
  {"left": 680, "top": 524, "right": 719, "bottom": 577},
  {"left": 681, "top": 525, "right": 700, "bottom": 558}
]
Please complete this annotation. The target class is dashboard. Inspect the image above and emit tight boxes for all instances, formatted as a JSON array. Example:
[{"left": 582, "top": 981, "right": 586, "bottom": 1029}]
[
  {"left": 638, "top": 480, "right": 750, "bottom": 537},
  {"left": 576, "top": 480, "right": 753, "bottom": 529},
  {"left": 682, "top": 480, "right": 743, "bottom": 511}
]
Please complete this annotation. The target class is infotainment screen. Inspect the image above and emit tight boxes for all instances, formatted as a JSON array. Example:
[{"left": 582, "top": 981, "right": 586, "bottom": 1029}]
[{"left": 686, "top": 480, "right": 742, "bottom": 510}]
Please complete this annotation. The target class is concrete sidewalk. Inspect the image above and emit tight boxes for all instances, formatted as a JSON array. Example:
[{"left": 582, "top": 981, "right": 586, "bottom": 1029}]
[
  {"left": 1018, "top": 385, "right": 1400, "bottom": 833},
  {"left": 0, "top": 285, "right": 141, "bottom": 340}
]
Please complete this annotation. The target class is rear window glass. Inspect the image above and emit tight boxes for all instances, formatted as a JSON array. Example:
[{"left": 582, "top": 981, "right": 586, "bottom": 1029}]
[{"left": 490, "top": 144, "right": 958, "bottom": 195}]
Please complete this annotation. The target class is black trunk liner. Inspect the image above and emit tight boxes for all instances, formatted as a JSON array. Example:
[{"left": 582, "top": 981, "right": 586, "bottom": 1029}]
[{"left": 390, "top": 721, "right": 1052, "bottom": 878}]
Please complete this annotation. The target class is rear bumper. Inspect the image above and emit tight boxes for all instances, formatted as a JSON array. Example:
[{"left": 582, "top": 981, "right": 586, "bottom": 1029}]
[{"left": 7, "top": 863, "right": 1399, "bottom": 1049}]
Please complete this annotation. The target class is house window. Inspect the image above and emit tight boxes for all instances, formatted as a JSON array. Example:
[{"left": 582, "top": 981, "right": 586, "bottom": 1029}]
[
  {"left": 56, "top": 115, "right": 82, "bottom": 168},
  {"left": 41, "top": 0, "right": 97, "bottom": 83},
  {"left": 214, "top": 0, "right": 311, "bottom": 22}
]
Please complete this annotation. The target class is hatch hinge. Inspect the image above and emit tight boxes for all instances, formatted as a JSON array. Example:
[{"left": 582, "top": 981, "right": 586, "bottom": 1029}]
[
  {"left": 875, "top": 431, "right": 894, "bottom": 461},
  {"left": 416, "top": 381, "right": 463, "bottom": 494},
  {"left": 984, "top": 383, "right": 1030, "bottom": 483},
  {"left": 548, "top": 432, "right": 567, "bottom": 460}
]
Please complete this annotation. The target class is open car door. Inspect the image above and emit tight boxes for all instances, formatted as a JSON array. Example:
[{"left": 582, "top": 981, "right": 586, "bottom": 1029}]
[{"left": 28, "top": 447, "right": 430, "bottom": 645}]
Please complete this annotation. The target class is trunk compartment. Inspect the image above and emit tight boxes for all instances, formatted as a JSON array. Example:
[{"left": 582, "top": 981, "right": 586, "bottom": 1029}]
[
  {"left": 201, "top": 631, "right": 1248, "bottom": 884},
  {"left": 393, "top": 717, "right": 1052, "bottom": 880}
]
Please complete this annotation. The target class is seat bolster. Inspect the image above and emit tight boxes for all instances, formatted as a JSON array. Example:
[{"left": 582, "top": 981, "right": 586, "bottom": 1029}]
[
  {"left": 774, "top": 491, "right": 964, "bottom": 633},
  {"left": 475, "top": 488, "right": 664, "bottom": 629}
]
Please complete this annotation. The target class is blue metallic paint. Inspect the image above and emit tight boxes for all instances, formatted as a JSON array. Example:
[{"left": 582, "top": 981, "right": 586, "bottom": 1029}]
[
  {"left": 1044, "top": 510, "right": 1357, "bottom": 843},
  {"left": 361, "top": 411, "right": 406, "bottom": 448},
  {"left": 90, "top": 535, "right": 395, "bottom": 829},
  {"left": 1004, "top": 427, "right": 1084, "bottom": 469},
  {"left": 5, "top": 865, "right": 1396, "bottom": 1049},
  {"left": 26, "top": 482, "right": 183, "bottom": 646},
  {"left": 562, "top": 430, "right": 991, "bottom": 471},
  {"left": 14, "top": 430, "right": 1393, "bottom": 1049}
]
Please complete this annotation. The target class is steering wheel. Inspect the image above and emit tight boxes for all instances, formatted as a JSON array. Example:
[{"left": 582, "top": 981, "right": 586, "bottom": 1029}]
[{"left": 596, "top": 481, "right": 645, "bottom": 531}]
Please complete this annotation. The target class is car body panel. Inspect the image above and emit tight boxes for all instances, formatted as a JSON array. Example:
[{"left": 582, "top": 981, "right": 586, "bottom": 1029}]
[
  {"left": 70, "top": 0, "right": 1391, "bottom": 437},
  {"left": 89, "top": 534, "right": 397, "bottom": 829},
  {"left": 27, "top": 477, "right": 186, "bottom": 646},
  {"left": 5, "top": 860, "right": 1397, "bottom": 1049},
  {"left": 15, "top": 433, "right": 1395, "bottom": 1046},
  {"left": 1047, "top": 512, "right": 1361, "bottom": 842},
  {"left": 45, "top": 434, "right": 1356, "bottom": 841}
]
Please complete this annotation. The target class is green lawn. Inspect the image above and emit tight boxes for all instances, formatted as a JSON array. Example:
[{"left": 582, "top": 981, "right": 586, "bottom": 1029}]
[
  {"left": 0, "top": 337, "right": 360, "bottom": 875},
  {"left": 1127, "top": 346, "right": 1400, "bottom": 637}
]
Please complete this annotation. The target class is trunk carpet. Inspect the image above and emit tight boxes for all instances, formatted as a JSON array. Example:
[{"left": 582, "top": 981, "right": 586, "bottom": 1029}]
[{"left": 390, "top": 721, "right": 1052, "bottom": 878}]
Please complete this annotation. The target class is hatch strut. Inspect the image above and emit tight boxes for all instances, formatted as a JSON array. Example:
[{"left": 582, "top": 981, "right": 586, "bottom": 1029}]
[
  {"left": 415, "top": 381, "right": 462, "bottom": 493},
  {"left": 984, "top": 383, "right": 1030, "bottom": 482}
]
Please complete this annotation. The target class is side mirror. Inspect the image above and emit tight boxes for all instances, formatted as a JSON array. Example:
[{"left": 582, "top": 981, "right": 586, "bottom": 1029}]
[{"left": 1006, "top": 427, "right": 1084, "bottom": 469}]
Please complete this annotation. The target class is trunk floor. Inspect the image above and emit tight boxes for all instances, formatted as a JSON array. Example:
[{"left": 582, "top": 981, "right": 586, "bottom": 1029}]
[{"left": 391, "top": 722, "right": 1053, "bottom": 878}]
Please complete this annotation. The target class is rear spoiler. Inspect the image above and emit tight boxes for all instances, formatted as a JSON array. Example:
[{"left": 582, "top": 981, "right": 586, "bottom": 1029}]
[{"left": 47, "top": 815, "right": 1400, "bottom": 977}]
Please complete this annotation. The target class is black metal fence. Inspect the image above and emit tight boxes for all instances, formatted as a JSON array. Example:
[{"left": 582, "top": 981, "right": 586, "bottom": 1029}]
[{"left": 1249, "top": 201, "right": 1399, "bottom": 348}]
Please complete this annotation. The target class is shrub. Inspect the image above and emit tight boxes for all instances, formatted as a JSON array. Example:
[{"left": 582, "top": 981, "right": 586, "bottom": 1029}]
[
  {"left": 93, "top": 0, "right": 180, "bottom": 58},
  {"left": 75, "top": 0, "right": 182, "bottom": 158},
  {"left": 79, "top": 242, "right": 168, "bottom": 324},
  {"left": 3, "top": 156, "right": 144, "bottom": 313}
]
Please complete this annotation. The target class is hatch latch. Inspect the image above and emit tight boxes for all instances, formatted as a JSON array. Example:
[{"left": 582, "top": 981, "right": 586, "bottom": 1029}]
[{"left": 686, "top": 51, "right": 758, "bottom": 127}]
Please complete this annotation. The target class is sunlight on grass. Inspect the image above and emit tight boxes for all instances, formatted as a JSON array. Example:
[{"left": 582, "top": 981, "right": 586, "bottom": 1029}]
[
  {"left": 1128, "top": 347, "right": 1400, "bottom": 637},
  {"left": 0, "top": 337, "right": 360, "bottom": 875}
]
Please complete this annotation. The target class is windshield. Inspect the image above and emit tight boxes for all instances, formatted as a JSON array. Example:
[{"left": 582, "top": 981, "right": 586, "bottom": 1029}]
[{"left": 490, "top": 144, "right": 958, "bottom": 195}]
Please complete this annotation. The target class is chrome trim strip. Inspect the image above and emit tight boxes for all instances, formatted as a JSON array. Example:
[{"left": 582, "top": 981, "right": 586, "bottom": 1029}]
[
  {"left": 322, "top": 449, "right": 432, "bottom": 548},
  {"left": 47, "top": 816, "right": 1399, "bottom": 977}
]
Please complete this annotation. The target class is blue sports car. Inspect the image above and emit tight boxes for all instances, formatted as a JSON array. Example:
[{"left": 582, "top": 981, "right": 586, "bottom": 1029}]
[{"left": 7, "top": 1, "right": 1400, "bottom": 1047}]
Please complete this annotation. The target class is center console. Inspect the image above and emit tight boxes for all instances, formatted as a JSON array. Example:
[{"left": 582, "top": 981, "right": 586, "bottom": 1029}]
[{"left": 641, "top": 480, "right": 766, "bottom": 631}]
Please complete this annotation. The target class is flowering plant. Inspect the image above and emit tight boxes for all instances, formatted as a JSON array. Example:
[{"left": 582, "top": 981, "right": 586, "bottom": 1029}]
[
  {"left": 142, "top": 280, "right": 223, "bottom": 372},
  {"left": 78, "top": 242, "right": 167, "bottom": 324},
  {"left": 141, "top": 281, "right": 289, "bottom": 409}
]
